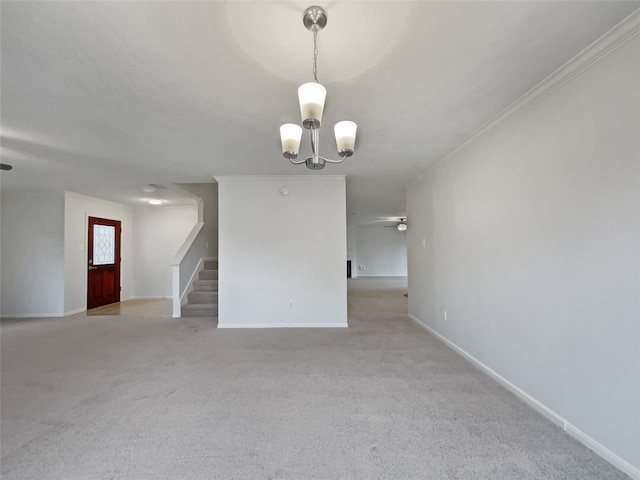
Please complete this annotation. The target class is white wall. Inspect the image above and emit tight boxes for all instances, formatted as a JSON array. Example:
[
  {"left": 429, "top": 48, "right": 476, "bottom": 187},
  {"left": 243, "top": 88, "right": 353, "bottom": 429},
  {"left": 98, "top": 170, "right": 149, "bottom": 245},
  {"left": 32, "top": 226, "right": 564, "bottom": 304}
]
[
  {"left": 1, "top": 190, "right": 65, "bottom": 317},
  {"left": 3, "top": 186, "right": 212, "bottom": 316},
  {"left": 346, "top": 225, "right": 357, "bottom": 278},
  {"left": 216, "top": 176, "right": 347, "bottom": 328},
  {"left": 353, "top": 225, "right": 407, "bottom": 276},
  {"left": 175, "top": 182, "right": 218, "bottom": 257},
  {"left": 132, "top": 205, "right": 198, "bottom": 298},
  {"left": 406, "top": 33, "right": 639, "bottom": 475},
  {"left": 64, "top": 192, "right": 133, "bottom": 314}
]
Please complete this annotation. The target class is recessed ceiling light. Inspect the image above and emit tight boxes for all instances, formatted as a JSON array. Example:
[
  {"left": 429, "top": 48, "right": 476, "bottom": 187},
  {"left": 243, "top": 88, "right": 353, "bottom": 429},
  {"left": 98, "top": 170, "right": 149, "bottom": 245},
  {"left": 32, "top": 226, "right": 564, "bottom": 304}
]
[
  {"left": 147, "top": 198, "right": 163, "bottom": 205},
  {"left": 143, "top": 187, "right": 157, "bottom": 193},
  {"left": 0, "top": 163, "right": 13, "bottom": 171}
]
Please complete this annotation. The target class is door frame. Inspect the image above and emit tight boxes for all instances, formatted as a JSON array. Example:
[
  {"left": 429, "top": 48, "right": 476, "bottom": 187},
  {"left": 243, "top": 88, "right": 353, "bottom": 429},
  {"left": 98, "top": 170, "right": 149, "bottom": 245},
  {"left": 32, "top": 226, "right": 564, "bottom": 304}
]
[{"left": 87, "top": 216, "right": 122, "bottom": 309}]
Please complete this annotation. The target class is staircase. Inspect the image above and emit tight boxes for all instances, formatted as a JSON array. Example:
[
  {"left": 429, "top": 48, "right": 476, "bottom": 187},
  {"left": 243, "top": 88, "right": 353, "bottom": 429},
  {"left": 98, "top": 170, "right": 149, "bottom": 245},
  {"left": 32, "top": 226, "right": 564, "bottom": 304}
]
[{"left": 181, "top": 259, "right": 218, "bottom": 317}]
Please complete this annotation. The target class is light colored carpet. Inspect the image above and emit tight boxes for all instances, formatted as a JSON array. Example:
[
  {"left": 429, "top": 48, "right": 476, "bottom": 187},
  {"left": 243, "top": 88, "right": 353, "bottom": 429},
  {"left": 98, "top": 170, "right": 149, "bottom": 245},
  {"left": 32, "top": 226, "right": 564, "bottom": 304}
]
[{"left": 1, "top": 278, "right": 630, "bottom": 479}]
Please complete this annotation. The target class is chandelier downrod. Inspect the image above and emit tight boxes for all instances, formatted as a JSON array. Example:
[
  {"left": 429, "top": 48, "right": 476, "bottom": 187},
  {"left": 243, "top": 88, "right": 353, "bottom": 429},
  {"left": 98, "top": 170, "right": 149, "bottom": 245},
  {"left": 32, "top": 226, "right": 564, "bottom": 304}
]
[{"left": 304, "top": 6, "right": 326, "bottom": 83}]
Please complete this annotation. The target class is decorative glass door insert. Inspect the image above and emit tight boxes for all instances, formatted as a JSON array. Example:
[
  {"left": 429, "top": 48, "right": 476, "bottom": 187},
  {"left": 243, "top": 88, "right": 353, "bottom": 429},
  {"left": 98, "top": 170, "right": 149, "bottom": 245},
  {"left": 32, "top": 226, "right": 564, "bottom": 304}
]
[{"left": 93, "top": 224, "right": 115, "bottom": 265}]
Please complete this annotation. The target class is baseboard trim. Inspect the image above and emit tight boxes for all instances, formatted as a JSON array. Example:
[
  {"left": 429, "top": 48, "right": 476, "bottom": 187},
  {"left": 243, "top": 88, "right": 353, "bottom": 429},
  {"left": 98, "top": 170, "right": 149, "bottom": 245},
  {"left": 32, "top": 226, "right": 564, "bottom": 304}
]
[
  {"left": 64, "top": 307, "right": 86, "bottom": 316},
  {"left": 1, "top": 312, "right": 65, "bottom": 319},
  {"left": 217, "top": 322, "right": 348, "bottom": 329},
  {"left": 407, "top": 314, "right": 564, "bottom": 425},
  {"left": 352, "top": 275, "right": 408, "bottom": 278},
  {"left": 564, "top": 423, "right": 640, "bottom": 480},
  {"left": 407, "top": 313, "right": 640, "bottom": 480}
]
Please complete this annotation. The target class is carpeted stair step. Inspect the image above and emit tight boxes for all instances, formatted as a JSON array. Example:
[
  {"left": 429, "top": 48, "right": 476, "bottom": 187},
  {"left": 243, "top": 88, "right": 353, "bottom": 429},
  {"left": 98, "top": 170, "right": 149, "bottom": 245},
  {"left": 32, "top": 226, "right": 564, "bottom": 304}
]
[
  {"left": 204, "top": 259, "right": 218, "bottom": 270},
  {"left": 187, "top": 290, "right": 218, "bottom": 304},
  {"left": 181, "top": 303, "right": 218, "bottom": 317},
  {"left": 199, "top": 269, "right": 218, "bottom": 280},
  {"left": 181, "top": 260, "right": 219, "bottom": 318},
  {"left": 193, "top": 279, "right": 218, "bottom": 291}
]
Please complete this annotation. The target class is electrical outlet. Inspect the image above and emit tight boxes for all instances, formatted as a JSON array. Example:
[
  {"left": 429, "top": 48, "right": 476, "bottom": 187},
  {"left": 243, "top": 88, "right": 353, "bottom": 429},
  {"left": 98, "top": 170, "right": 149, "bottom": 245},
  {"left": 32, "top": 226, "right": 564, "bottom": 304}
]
[
  {"left": 289, "top": 300, "right": 294, "bottom": 308},
  {"left": 443, "top": 309, "right": 447, "bottom": 322}
]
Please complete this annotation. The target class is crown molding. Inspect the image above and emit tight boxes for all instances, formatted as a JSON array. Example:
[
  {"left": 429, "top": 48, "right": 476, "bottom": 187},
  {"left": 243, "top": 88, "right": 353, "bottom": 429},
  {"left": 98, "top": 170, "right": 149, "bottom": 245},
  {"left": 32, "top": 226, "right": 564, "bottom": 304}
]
[
  {"left": 214, "top": 175, "right": 346, "bottom": 183},
  {"left": 415, "top": 7, "right": 640, "bottom": 181}
]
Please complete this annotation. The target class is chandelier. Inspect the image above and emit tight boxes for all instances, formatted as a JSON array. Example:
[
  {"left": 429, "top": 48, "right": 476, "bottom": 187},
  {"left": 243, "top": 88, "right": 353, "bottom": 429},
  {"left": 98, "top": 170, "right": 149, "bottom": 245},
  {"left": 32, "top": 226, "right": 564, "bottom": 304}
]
[{"left": 279, "top": 6, "right": 357, "bottom": 170}]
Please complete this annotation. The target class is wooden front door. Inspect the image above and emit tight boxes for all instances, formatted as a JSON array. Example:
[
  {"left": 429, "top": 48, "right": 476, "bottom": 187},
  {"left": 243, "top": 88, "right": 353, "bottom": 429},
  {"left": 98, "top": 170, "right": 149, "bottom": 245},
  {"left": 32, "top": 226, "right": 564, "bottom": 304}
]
[{"left": 87, "top": 216, "right": 121, "bottom": 309}]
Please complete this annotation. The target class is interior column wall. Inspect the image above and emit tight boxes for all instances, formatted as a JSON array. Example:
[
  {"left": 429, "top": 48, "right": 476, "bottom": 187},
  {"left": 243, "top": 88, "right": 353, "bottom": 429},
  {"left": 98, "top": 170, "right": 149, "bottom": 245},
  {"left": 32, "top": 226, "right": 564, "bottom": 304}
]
[{"left": 216, "top": 175, "right": 347, "bottom": 328}]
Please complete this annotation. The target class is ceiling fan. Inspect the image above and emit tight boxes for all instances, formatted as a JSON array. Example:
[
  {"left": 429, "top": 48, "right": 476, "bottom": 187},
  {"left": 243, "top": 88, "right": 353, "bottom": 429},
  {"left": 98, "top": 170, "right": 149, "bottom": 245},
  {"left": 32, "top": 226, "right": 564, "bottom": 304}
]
[{"left": 385, "top": 218, "right": 407, "bottom": 231}]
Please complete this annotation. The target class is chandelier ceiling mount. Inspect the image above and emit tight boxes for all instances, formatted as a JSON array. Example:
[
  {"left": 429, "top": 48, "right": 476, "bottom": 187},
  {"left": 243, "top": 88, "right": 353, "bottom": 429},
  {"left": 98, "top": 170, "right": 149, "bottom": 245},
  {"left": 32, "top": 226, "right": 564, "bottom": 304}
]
[{"left": 302, "top": 6, "right": 327, "bottom": 32}]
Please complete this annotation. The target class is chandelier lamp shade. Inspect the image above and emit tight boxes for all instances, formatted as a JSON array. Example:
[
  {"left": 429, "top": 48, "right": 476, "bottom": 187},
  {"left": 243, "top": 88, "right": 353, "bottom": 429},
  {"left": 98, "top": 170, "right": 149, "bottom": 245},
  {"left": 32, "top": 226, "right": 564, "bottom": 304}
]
[
  {"left": 280, "top": 6, "right": 357, "bottom": 170},
  {"left": 298, "top": 82, "right": 326, "bottom": 129}
]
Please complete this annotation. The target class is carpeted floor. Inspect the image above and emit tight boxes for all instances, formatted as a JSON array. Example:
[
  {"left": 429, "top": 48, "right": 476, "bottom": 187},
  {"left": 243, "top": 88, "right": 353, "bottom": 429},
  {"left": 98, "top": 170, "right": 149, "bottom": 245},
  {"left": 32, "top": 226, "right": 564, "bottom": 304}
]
[{"left": 0, "top": 278, "right": 630, "bottom": 479}]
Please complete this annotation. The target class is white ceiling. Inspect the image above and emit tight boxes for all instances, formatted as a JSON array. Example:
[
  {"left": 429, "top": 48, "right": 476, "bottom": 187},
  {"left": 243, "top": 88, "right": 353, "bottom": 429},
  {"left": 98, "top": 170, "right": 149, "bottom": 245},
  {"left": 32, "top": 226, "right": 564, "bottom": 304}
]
[{"left": 1, "top": 1, "right": 638, "bottom": 217}]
